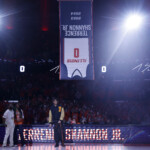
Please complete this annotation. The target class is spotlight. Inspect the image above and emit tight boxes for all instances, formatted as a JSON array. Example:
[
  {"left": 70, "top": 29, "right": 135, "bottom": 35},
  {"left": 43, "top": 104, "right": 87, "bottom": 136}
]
[
  {"left": 101, "top": 66, "right": 107, "bottom": 73},
  {"left": 124, "top": 14, "right": 143, "bottom": 30},
  {"left": 20, "top": 65, "right": 25, "bottom": 72}
]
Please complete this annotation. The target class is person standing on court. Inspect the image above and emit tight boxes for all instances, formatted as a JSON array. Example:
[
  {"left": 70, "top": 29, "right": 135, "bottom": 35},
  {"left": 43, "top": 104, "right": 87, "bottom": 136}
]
[
  {"left": 14, "top": 103, "right": 25, "bottom": 146},
  {"left": 49, "top": 98, "right": 65, "bottom": 147},
  {"left": 2, "top": 104, "right": 15, "bottom": 147}
]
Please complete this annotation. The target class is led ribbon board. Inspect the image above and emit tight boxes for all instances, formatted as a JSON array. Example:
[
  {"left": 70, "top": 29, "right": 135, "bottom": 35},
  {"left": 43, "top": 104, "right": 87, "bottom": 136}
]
[
  {"left": 1, "top": 125, "right": 150, "bottom": 143},
  {"left": 59, "top": 0, "right": 94, "bottom": 80}
]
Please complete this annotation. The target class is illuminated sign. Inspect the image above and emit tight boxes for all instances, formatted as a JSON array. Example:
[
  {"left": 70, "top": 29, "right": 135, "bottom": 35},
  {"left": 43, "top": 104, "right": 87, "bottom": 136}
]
[
  {"left": 20, "top": 65, "right": 25, "bottom": 72},
  {"left": 64, "top": 127, "right": 125, "bottom": 142},
  {"left": 22, "top": 128, "right": 54, "bottom": 142},
  {"left": 1, "top": 125, "right": 150, "bottom": 144},
  {"left": 101, "top": 66, "right": 107, "bottom": 73},
  {"left": 15, "top": 126, "right": 127, "bottom": 143}
]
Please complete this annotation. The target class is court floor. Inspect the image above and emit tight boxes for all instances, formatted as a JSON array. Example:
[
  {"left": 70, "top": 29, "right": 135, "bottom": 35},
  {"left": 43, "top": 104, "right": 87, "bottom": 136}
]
[{"left": 0, "top": 144, "right": 150, "bottom": 150}]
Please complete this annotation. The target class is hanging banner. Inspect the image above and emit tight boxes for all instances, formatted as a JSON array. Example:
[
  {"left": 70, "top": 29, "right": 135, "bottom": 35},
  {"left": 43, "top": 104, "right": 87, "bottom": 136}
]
[{"left": 59, "top": 0, "right": 94, "bottom": 80}]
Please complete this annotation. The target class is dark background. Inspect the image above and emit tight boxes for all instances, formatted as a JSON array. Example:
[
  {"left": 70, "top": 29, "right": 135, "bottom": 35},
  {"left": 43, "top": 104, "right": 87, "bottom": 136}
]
[{"left": 0, "top": 0, "right": 150, "bottom": 80}]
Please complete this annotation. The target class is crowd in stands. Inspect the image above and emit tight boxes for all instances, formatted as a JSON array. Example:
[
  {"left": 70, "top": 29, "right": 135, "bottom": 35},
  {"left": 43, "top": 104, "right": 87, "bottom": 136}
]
[{"left": 0, "top": 73, "right": 150, "bottom": 125}]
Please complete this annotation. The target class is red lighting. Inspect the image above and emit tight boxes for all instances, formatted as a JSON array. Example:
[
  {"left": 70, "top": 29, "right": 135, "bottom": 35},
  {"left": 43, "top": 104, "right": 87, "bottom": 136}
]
[
  {"left": 6, "top": 26, "right": 13, "bottom": 30},
  {"left": 41, "top": 0, "right": 49, "bottom": 31},
  {"left": 42, "top": 27, "right": 48, "bottom": 31}
]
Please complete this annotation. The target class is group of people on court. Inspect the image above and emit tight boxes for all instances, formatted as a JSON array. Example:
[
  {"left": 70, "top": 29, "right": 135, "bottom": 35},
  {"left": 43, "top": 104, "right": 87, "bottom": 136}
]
[
  {"left": 2, "top": 103, "right": 25, "bottom": 147},
  {"left": 2, "top": 97, "right": 65, "bottom": 148}
]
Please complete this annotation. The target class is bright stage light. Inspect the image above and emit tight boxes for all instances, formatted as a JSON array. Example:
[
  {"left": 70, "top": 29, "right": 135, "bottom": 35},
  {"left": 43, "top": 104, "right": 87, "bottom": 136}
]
[{"left": 124, "top": 14, "right": 143, "bottom": 30}]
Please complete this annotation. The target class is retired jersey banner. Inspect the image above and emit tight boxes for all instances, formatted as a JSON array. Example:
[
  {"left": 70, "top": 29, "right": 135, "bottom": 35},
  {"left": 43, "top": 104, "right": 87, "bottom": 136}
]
[{"left": 59, "top": 0, "right": 94, "bottom": 80}]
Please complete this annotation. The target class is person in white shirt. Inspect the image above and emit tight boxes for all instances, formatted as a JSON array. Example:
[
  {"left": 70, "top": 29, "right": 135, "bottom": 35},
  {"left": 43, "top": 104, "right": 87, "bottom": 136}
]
[{"left": 2, "top": 104, "right": 15, "bottom": 147}]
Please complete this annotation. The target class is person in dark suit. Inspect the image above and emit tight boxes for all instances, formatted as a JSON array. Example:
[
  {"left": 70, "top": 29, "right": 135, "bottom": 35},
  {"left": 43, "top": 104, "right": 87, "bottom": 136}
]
[{"left": 49, "top": 98, "right": 65, "bottom": 147}]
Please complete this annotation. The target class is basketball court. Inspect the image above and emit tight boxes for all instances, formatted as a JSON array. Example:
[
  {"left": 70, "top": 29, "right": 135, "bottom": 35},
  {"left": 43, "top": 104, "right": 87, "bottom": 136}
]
[{"left": 1, "top": 144, "right": 150, "bottom": 150}]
